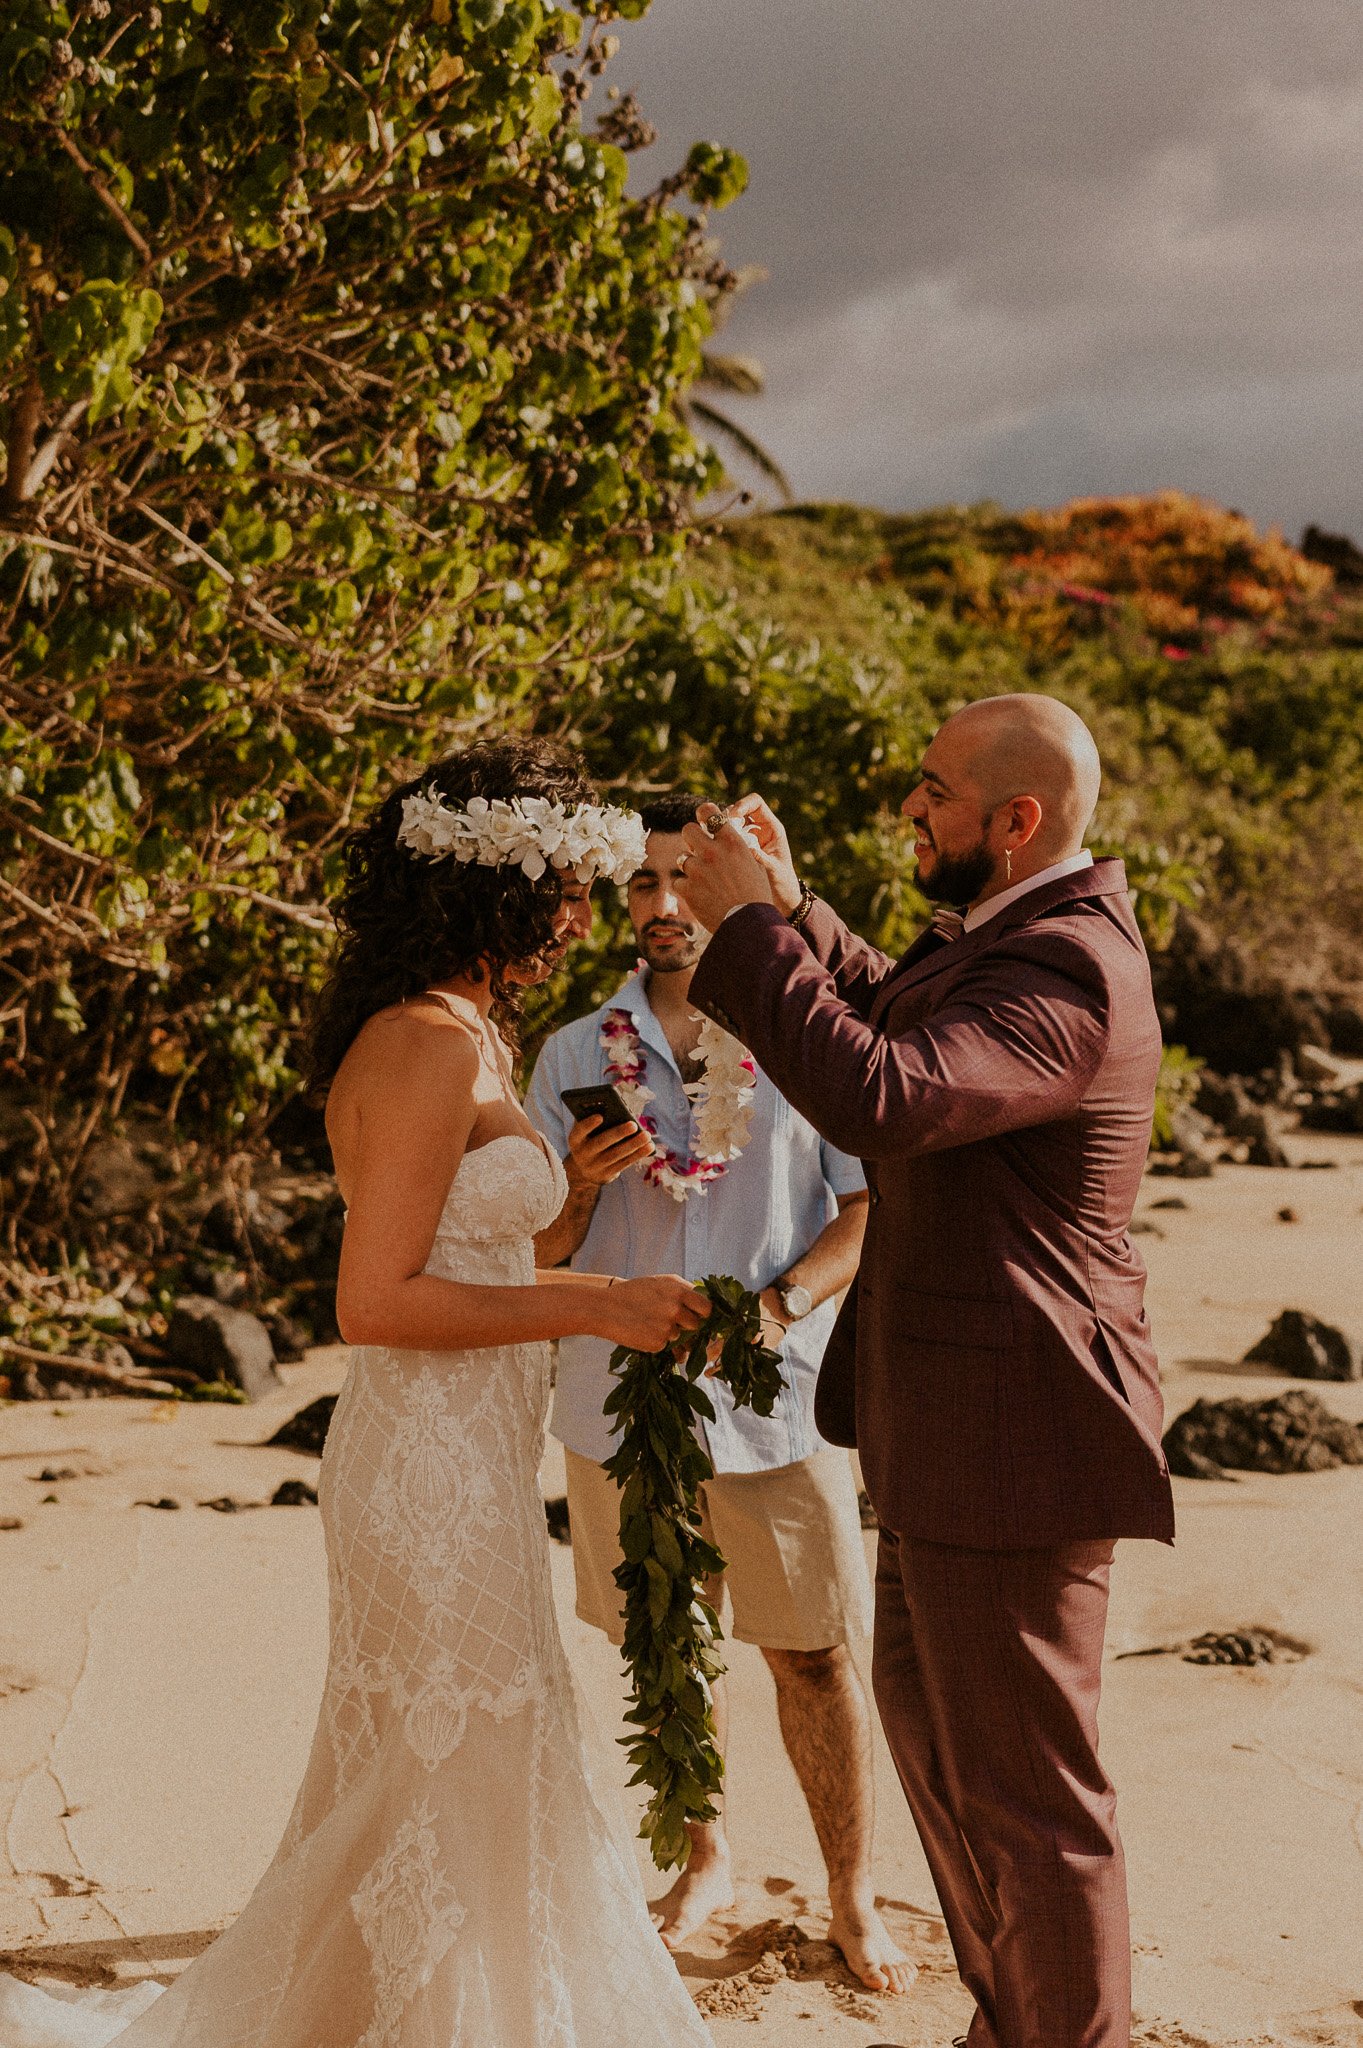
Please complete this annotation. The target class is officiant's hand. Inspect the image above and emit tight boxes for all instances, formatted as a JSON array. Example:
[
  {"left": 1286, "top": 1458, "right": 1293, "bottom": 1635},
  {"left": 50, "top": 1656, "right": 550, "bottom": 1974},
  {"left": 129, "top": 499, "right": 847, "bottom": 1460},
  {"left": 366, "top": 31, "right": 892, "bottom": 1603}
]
[
  {"left": 678, "top": 802, "right": 779, "bottom": 930},
  {"left": 726, "top": 794, "right": 803, "bottom": 917}
]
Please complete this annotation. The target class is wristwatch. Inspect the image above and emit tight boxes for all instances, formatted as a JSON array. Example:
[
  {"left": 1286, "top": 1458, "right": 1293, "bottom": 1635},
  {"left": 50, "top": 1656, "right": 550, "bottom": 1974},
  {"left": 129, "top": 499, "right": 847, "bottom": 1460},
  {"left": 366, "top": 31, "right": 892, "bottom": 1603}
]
[{"left": 775, "top": 1278, "right": 814, "bottom": 1322}]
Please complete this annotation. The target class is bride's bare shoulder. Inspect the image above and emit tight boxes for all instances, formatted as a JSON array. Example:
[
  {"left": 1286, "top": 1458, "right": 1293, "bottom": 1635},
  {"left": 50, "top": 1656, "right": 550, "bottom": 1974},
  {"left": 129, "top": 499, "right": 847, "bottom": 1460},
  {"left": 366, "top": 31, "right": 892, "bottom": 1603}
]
[{"left": 330, "top": 1000, "right": 482, "bottom": 1110}]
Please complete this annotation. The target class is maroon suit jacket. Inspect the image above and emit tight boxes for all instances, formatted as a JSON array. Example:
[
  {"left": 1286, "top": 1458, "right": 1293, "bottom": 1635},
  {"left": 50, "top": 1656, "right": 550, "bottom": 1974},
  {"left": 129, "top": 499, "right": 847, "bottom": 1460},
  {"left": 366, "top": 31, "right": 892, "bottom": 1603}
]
[{"left": 690, "top": 859, "right": 1175, "bottom": 1549}]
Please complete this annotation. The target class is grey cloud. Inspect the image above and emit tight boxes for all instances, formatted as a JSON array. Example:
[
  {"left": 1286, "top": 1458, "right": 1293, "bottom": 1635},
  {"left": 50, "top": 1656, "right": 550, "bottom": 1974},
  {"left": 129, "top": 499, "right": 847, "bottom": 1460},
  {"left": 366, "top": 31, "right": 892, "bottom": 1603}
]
[{"left": 609, "top": 0, "right": 1363, "bottom": 534}]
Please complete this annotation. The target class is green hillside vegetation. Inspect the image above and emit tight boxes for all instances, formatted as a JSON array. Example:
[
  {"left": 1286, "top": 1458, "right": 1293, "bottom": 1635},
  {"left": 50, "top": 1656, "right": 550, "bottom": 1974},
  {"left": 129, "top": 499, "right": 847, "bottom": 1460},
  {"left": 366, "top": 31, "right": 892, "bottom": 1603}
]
[{"left": 548, "top": 494, "right": 1363, "bottom": 1071}]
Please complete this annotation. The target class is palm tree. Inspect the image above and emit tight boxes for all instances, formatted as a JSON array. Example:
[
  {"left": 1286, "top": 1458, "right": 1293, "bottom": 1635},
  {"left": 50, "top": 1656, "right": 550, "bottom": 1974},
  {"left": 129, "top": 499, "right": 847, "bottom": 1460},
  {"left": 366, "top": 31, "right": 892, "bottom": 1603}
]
[
  {"left": 687, "top": 349, "right": 793, "bottom": 503},
  {"left": 683, "top": 268, "right": 792, "bottom": 502}
]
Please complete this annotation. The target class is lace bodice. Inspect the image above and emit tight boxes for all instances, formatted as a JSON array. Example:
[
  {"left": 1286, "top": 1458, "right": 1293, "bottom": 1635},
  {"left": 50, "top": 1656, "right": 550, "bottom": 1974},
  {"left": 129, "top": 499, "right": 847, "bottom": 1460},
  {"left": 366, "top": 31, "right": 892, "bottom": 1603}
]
[{"left": 424, "top": 1131, "right": 567, "bottom": 1284}]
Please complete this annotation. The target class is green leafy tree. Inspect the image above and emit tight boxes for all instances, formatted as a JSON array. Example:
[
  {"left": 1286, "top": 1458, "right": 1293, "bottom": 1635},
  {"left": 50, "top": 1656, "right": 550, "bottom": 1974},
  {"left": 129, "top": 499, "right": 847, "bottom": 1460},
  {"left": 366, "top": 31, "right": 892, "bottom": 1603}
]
[{"left": 0, "top": 0, "right": 746, "bottom": 1257}]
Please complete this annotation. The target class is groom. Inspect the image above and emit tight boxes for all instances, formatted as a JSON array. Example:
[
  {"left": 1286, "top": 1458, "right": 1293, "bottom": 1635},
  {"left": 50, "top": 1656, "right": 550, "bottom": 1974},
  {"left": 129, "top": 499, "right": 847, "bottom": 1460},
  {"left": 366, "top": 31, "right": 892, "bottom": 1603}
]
[{"left": 677, "top": 693, "right": 1175, "bottom": 2048}]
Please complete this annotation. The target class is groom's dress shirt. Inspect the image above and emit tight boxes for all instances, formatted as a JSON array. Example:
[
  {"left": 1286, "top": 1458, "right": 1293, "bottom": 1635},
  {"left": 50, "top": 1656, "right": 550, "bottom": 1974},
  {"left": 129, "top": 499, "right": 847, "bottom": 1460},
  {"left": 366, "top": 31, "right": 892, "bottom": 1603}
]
[
  {"left": 526, "top": 970, "right": 865, "bottom": 1472},
  {"left": 961, "top": 848, "right": 1093, "bottom": 931},
  {"left": 689, "top": 858, "right": 1175, "bottom": 1549}
]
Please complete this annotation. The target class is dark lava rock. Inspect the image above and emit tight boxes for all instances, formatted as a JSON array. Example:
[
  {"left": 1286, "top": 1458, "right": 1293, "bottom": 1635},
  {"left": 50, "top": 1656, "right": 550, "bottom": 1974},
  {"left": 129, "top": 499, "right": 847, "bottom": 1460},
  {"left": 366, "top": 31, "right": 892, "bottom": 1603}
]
[
  {"left": 267, "top": 1394, "right": 337, "bottom": 1456},
  {"left": 199, "top": 1495, "right": 253, "bottom": 1513},
  {"left": 166, "top": 1297, "right": 280, "bottom": 1402},
  {"left": 0, "top": 1518, "right": 24, "bottom": 1532},
  {"left": 1182, "top": 1627, "right": 1308, "bottom": 1667},
  {"left": 264, "top": 1312, "right": 311, "bottom": 1364},
  {"left": 208, "top": 1268, "right": 250, "bottom": 1307},
  {"left": 76, "top": 1137, "right": 160, "bottom": 1221},
  {"left": 199, "top": 1187, "right": 292, "bottom": 1259},
  {"left": 1149, "top": 1100, "right": 1217, "bottom": 1180},
  {"left": 1154, "top": 920, "right": 1331, "bottom": 1073},
  {"left": 1150, "top": 1197, "right": 1189, "bottom": 1211},
  {"left": 1244, "top": 1310, "right": 1360, "bottom": 1382},
  {"left": 1324, "top": 999, "right": 1363, "bottom": 1057},
  {"left": 1171, "top": 1102, "right": 1216, "bottom": 1148},
  {"left": 135, "top": 1497, "right": 181, "bottom": 1510},
  {"left": 1298, "top": 1086, "right": 1363, "bottom": 1135},
  {"left": 543, "top": 1495, "right": 570, "bottom": 1543},
  {"left": 1198, "top": 1075, "right": 1292, "bottom": 1164},
  {"left": 1164, "top": 1389, "right": 1363, "bottom": 1477},
  {"left": 1196, "top": 1071, "right": 1254, "bottom": 1131},
  {"left": 1276, "top": 1206, "right": 1299, "bottom": 1223},
  {"left": 271, "top": 1479, "right": 319, "bottom": 1507},
  {"left": 1243, "top": 1123, "right": 1292, "bottom": 1168}
]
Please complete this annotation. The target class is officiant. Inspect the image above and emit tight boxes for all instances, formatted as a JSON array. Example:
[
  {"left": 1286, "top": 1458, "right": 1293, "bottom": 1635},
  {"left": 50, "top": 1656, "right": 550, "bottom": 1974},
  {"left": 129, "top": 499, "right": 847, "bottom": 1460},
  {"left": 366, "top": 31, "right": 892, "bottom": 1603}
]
[{"left": 527, "top": 791, "right": 912, "bottom": 1997}]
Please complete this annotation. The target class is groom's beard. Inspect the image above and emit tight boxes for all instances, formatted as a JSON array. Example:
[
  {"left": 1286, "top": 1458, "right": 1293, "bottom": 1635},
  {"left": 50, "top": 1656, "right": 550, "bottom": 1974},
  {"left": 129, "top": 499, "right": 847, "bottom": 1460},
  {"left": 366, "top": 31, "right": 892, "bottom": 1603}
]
[
  {"left": 918, "top": 838, "right": 997, "bottom": 908},
  {"left": 637, "top": 920, "right": 706, "bottom": 973}
]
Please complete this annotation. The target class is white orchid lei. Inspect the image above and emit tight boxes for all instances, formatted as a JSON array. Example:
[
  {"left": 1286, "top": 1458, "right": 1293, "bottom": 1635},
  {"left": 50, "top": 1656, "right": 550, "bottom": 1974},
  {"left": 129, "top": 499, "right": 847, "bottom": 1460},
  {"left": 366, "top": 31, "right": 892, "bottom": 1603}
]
[
  {"left": 601, "top": 1008, "right": 757, "bottom": 1201},
  {"left": 396, "top": 790, "right": 646, "bottom": 885}
]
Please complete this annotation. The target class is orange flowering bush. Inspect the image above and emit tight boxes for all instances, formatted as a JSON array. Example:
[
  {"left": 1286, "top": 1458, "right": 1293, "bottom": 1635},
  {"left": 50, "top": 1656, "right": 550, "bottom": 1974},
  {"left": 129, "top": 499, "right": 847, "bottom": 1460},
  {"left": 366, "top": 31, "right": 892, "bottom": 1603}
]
[{"left": 1010, "top": 491, "right": 1330, "bottom": 642}]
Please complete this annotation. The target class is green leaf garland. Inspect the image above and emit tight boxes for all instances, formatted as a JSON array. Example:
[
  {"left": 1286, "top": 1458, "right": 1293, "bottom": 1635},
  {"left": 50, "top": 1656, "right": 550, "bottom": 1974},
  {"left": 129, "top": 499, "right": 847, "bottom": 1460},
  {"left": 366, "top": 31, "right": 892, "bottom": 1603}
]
[{"left": 603, "top": 1273, "right": 784, "bottom": 1870}]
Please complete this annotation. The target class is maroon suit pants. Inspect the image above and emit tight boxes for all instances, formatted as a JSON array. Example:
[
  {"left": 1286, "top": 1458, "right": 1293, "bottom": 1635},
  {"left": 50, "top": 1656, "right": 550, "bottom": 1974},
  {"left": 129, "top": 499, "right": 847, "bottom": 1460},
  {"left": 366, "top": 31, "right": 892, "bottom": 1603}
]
[{"left": 872, "top": 1530, "right": 1130, "bottom": 2048}]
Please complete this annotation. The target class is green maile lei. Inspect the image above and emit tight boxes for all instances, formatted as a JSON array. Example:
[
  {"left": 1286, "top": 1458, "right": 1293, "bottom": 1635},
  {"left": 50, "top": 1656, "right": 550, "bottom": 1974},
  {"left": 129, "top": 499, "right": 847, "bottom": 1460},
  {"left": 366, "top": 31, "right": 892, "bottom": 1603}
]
[{"left": 603, "top": 1274, "right": 784, "bottom": 1871}]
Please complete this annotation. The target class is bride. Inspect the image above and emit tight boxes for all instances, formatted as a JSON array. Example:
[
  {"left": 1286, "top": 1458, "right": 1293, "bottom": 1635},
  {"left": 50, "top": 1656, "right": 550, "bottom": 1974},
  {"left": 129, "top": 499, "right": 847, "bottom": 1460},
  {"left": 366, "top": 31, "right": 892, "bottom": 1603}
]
[{"left": 1, "top": 737, "right": 715, "bottom": 2048}]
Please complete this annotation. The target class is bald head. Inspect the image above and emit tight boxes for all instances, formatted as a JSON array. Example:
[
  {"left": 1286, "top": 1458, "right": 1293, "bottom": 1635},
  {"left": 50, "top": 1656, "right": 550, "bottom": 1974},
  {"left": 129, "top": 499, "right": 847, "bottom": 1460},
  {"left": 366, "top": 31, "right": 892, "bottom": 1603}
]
[
  {"left": 943, "top": 694, "right": 1102, "bottom": 857},
  {"left": 904, "top": 693, "right": 1103, "bottom": 908}
]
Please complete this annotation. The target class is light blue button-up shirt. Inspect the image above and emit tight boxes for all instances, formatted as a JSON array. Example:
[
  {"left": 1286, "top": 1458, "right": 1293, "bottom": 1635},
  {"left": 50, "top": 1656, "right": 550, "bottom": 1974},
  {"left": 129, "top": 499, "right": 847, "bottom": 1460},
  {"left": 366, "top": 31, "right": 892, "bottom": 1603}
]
[{"left": 525, "top": 970, "right": 866, "bottom": 1472}]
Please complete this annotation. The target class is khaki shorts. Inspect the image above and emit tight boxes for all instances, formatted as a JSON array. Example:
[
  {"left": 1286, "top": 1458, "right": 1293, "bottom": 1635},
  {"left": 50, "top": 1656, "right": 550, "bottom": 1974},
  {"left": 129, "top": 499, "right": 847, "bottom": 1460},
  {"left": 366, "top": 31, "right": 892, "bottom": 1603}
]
[{"left": 563, "top": 1445, "right": 874, "bottom": 1653}]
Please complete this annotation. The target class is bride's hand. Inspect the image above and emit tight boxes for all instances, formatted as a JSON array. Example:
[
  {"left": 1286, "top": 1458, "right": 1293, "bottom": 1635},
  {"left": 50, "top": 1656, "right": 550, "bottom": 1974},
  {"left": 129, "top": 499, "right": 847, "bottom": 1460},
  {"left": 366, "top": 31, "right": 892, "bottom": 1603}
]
[{"left": 595, "top": 1273, "right": 710, "bottom": 1353}]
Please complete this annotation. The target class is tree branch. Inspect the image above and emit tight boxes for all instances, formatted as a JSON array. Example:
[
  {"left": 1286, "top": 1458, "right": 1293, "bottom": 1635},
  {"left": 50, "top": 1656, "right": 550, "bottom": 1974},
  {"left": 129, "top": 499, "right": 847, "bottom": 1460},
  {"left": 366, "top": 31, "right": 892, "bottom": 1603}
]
[
  {"left": 198, "top": 882, "right": 333, "bottom": 932},
  {"left": 23, "top": 400, "right": 91, "bottom": 502},
  {"left": 51, "top": 127, "right": 153, "bottom": 265},
  {"left": 1, "top": 382, "right": 42, "bottom": 515},
  {"left": 128, "top": 498, "right": 305, "bottom": 649},
  {"left": 0, "top": 813, "right": 107, "bottom": 869},
  {"left": 0, "top": 1335, "right": 178, "bottom": 1397}
]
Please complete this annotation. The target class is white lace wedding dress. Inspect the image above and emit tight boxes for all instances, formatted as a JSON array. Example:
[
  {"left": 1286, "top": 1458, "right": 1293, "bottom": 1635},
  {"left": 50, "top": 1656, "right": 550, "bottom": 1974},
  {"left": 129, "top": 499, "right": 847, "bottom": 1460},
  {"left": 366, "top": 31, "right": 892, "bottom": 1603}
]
[{"left": 0, "top": 1135, "right": 713, "bottom": 2048}]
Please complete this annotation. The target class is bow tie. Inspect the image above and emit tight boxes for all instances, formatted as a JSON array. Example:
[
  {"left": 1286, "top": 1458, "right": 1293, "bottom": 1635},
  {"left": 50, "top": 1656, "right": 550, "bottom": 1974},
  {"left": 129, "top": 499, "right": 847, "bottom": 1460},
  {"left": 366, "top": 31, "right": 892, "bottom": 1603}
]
[{"left": 927, "top": 907, "right": 966, "bottom": 942}]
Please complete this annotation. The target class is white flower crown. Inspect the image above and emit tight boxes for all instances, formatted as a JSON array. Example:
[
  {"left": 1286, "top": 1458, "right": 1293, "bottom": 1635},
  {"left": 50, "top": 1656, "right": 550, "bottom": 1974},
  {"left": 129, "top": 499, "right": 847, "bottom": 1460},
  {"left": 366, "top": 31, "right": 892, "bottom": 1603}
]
[{"left": 396, "top": 790, "right": 647, "bottom": 885}]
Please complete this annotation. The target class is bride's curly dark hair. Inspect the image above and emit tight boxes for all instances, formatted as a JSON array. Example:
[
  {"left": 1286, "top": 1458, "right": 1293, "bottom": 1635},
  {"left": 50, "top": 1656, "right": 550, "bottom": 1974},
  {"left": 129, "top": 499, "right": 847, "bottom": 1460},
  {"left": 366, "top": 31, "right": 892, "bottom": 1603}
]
[{"left": 307, "top": 736, "right": 596, "bottom": 1093}]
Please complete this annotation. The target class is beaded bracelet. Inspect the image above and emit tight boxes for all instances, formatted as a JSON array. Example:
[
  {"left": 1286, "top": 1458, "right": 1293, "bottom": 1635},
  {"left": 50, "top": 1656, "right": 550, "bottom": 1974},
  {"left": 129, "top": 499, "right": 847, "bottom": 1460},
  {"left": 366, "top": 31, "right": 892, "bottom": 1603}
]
[{"left": 787, "top": 882, "right": 816, "bottom": 932}]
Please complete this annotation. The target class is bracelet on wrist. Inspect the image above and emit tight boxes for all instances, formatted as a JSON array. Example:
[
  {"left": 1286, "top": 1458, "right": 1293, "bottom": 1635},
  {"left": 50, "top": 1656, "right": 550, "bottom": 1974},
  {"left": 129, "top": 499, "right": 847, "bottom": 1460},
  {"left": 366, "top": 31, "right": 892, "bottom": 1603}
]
[{"left": 787, "top": 882, "right": 816, "bottom": 932}]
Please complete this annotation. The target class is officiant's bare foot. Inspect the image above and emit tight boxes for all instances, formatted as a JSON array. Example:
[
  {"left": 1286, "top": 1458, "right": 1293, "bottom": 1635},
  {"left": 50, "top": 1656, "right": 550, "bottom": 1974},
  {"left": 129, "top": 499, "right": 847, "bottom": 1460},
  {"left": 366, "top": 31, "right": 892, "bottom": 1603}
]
[
  {"left": 650, "top": 1840, "right": 736, "bottom": 1950},
  {"left": 828, "top": 1890, "right": 916, "bottom": 1995}
]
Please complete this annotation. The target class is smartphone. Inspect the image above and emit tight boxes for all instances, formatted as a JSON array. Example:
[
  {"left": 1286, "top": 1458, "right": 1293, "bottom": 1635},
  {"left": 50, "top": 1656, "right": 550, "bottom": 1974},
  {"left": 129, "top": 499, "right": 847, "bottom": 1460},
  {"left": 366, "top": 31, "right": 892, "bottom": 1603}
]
[{"left": 560, "top": 1084, "right": 638, "bottom": 1132}]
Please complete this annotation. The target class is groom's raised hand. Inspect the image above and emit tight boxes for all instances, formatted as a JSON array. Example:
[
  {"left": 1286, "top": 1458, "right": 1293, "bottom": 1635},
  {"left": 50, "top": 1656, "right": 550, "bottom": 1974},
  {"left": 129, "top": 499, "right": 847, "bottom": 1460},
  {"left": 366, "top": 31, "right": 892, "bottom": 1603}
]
[{"left": 677, "top": 796, "right": 804, "bottom": 930}]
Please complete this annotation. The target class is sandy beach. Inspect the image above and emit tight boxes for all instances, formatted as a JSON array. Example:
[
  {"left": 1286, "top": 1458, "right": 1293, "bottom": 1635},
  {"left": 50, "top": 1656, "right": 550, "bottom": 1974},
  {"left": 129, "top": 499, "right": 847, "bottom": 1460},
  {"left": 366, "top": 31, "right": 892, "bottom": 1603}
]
[{"left": 3, "top": 1135, "right": 1362, "bottom": 2047}]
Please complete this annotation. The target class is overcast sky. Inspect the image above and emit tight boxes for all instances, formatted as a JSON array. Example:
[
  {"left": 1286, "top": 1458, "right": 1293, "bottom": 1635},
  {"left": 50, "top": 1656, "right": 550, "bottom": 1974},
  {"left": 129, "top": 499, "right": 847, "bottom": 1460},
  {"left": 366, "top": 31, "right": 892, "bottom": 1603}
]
[{"left": 608, "top": 0, "right": 1363, "bottom": 538}]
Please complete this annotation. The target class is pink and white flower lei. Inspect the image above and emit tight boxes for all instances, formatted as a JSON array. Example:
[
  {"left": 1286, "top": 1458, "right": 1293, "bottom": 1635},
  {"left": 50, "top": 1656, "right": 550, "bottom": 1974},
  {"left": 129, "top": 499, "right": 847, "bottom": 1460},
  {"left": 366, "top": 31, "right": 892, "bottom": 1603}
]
[{"left": 600, "top": 1008, "right": 757, "bottom": 1202}]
